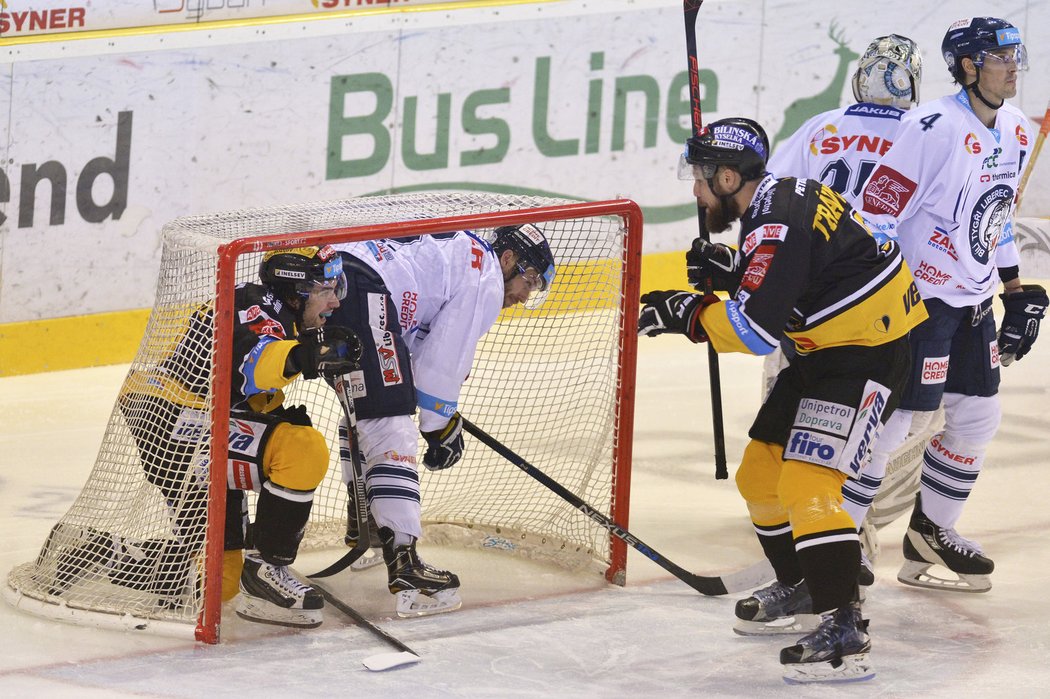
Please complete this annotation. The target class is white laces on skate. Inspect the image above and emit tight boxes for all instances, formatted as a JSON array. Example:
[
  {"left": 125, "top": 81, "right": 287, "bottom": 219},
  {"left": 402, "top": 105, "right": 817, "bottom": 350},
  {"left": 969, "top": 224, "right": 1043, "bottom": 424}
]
[
  {"left": 938, "top": 529, "right": 984, "bottom": 556},
  {"left": 264, "top": 563, "right": 313, "bottom": 596}
]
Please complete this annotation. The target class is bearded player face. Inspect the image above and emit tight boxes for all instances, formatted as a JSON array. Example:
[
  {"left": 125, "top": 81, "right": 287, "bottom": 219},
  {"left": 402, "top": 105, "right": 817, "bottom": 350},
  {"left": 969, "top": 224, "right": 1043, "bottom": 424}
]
[{"left": 692, "top": 173, "right": 741, "bottom": 234}]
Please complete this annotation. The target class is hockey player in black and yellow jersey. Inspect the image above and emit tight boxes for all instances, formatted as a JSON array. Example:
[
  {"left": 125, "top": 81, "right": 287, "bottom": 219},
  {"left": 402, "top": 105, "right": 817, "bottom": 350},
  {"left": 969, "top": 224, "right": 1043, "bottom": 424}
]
[
  {"left": 47, "top": 246, "right": 361, "bottom": 629},
  {"left": 639, "top": 118, "right": 927, "bottom": 684}
]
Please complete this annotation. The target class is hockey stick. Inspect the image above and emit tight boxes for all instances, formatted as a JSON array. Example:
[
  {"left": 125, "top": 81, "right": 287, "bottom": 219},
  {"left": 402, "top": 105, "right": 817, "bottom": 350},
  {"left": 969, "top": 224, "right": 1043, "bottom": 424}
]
[
  {"left": 461, "top": 417, "right": 773, "bottom": 596},
  {"left": 683, "top": 0, "right": 728, "bottom": 480},
  {"left": 309, "top": 372, "right": 371, "bottom": 579},
  {"left": 310, "top": 578, "right": 421, "bottom": 671},
  {"left": 1016, "top": 98, "right": 1050, "bottom": 210}
]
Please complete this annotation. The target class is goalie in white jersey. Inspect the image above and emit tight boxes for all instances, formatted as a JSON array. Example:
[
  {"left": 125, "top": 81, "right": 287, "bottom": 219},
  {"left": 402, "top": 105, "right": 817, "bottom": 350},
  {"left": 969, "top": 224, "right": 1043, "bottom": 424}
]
[
  {"left": 328, "top": 224, "right": 555, "bottom": 617},
  {"left": 852, "top": 17, "right": 1049, "bottom": 592}
]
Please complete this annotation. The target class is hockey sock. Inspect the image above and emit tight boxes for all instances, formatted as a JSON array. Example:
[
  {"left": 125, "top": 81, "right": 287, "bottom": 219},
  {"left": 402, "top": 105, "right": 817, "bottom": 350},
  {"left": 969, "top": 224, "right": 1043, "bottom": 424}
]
[
  {"left": 754, "top": 525, "right": 805, "bottom": 585},
  {"left": 919, "top": 433, "right": 985, "bottom": 529},
  {"left": 253, "top": 482, "right": 314, "bottom": 566},
  {"left": 796, "top": 540, "right": 860, "bottom": 613}
]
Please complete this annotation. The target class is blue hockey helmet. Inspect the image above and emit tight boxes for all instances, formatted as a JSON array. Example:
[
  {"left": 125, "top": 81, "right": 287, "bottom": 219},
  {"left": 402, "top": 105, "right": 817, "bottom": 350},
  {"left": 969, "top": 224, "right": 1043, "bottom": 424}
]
[{"left": 942, "top": 17, "right": 1028, "bottom": 82}]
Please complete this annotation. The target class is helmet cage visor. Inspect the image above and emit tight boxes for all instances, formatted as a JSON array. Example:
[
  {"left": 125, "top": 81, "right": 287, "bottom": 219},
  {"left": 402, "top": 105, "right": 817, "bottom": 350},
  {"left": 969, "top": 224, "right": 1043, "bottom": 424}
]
[{"left": 973, "top": 44, "right": 1029, "bottom": 70}]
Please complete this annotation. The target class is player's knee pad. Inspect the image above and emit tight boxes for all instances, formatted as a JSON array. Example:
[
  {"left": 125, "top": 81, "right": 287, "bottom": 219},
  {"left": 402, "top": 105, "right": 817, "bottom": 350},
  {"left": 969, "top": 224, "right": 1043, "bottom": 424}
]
[
  {"left": 736, "top": 440, "right": 789, "bottom": 525},
  {"left": 263, "top": 423, "right": 329, "bottom": 491},
  {"left": 779, "top": 459, "right": 852, "bottom": 538},
  {"left": 942, "top": 393, "right": 1000, "bottom": 444}
]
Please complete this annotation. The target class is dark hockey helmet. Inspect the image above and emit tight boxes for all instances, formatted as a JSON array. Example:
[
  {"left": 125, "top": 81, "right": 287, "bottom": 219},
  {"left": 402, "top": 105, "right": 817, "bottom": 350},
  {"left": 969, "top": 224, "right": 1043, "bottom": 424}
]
[
  {"left": 492, "top": 223, "right": 556, "bottom": 292},
  {"left": 942, "top": 17, "right": 1028, "bottom": 82},
  {"left": 679, "top": 117, "right": 769, "bottom": 183},
  {"left": 259, "top": 245, "right": 347, "bottom": 303}
]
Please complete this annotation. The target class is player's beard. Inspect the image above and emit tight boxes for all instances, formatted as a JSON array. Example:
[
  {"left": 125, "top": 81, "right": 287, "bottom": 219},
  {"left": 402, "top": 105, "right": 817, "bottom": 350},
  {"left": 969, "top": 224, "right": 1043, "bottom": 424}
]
[{"left": 704, "top": 195, "right": 738, "bottom": 234}]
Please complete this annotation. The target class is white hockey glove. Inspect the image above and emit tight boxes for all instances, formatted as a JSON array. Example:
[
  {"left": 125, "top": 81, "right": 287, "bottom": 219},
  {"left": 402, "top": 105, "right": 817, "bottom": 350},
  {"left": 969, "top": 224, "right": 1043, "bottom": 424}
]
[
  {"left": 422, "top": 412, "right": 465, "bottom": 471},
  {"left": 998, "top": 284, "right": 1048, "bottom": 365}
]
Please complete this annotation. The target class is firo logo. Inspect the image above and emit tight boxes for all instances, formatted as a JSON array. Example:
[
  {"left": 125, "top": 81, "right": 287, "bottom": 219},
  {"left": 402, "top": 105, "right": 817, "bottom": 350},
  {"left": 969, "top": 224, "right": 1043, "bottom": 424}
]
[{"left": 789, "top": 431, "right": 836, "bottom": 461}]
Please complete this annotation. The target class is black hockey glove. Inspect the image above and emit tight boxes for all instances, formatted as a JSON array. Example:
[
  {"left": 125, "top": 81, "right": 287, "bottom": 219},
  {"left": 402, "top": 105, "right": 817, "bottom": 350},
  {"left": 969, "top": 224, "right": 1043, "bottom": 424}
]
[
  {"left": 292, "top": 326, "right": 363, "bottom": 380},
  {"left": 638, "top": 290, "right": 718, "bottom": 343},
  {"left": 686, "top": 238, "right": 741, "bottom": 293},
  {"left": 998, "top": 284, "right": 1048, "bottom": 365},
  {"left": 421, "top": 412, "right": 465, "bottom": 471}
]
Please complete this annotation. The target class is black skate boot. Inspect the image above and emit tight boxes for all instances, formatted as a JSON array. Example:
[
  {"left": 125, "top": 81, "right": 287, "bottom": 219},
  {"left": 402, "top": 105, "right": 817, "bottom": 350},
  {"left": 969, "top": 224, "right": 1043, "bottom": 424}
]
[
  {"left": 734, "top": 579, "right": 818, "bottom": 635},
  {"left": 780, "top": 603, "right": 874, "bottom": 684},
  {"left": 379, "top": 527, "right": 461, "bottom": 617},
  {"left": 236, "top": 550, "right": 323, "bottom": 628},
  {"left": 48, "top": 527, "right": 114, "bottom": 595},
  {"left": 344, "top": 483, "right": 383, "bottom": 570},
  {"left": 897, "top": 494, "right": 993, "bottom": 593}
]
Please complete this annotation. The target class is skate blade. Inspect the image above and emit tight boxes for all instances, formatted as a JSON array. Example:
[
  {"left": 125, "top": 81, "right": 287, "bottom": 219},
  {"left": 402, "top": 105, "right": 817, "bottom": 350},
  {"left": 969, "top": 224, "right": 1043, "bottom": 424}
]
[
  {"left": 783, "top": 652, "right": 875, "bottom": 684},
  {"left": 897, "top": 561, "right": 991, "bottom": 593},
  {"left": 235, "top": 597, "right": 323, "bottom": 628},
  {"left": 734, "top": 614, "right": 821, "bottom": 636},
  {"left": 394, "top": 588, "right": 462, "bottom": 618},
  {"left": 350, "top": 549, "right": 385, "bottom": 572}
]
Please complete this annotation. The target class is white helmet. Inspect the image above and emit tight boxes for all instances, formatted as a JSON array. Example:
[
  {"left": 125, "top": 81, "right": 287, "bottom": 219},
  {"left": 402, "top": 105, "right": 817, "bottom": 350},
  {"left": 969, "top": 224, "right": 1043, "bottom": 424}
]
[{"left": 851, "top": 34, "right": 923, "bottom": 109}]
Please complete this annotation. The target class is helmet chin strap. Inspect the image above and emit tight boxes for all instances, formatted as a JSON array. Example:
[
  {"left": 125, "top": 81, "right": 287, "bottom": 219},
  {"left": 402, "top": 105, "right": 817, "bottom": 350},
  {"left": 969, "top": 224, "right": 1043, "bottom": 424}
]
[{"left": 967, "top": 68, "right": 1004, "bottom": 110}]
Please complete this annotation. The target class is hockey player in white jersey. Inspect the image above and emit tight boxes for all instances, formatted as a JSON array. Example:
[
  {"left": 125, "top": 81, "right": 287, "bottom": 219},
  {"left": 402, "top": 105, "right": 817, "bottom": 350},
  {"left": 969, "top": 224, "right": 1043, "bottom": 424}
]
[
  {"left": 852, "top": 17, "right": 1049, "bottom": 592},
  {"left": 328, "top": 225, "right": 555, "bottom": 616}
]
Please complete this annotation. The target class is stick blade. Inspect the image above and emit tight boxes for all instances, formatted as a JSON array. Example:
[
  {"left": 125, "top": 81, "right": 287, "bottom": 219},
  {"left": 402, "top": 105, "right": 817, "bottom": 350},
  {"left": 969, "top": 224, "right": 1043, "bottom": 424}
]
[
  {"left": 362, "top": 651, "right": 421, "bottom": 672},
  {"left": 716, "top": 559, "right": 775, "bottom": 594}
]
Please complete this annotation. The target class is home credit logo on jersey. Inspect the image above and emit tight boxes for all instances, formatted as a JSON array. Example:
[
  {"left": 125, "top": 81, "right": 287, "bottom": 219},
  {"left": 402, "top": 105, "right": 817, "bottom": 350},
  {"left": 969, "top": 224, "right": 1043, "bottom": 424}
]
[
  {"left": 862, "top": 166, "right": 916, "bottom": 217},
  {"left": 921, "top": 355, "right": 949, "bottom": 384},
  {"left": 989, "top": 339, "right": 1001, "bottom": 369},
  {"left": 742, "top": 224, "right": 787, "bottom": 255},
  {"left": 969, "top": 185, "right": 1013, "bottom": 264},
  {"left": 915, "top": 260, "right": 952, "bottom": 286}
]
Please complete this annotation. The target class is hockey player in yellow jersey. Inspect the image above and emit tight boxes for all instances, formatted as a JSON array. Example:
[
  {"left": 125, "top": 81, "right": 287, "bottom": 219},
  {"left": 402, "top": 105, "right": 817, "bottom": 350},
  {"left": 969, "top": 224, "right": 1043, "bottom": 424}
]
[{"left": 638, "top": 117, "right": 927, "bottom": 684}]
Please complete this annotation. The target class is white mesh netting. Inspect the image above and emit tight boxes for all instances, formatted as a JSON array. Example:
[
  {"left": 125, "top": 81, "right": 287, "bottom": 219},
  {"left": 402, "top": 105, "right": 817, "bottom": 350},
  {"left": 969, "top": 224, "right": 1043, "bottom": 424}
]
[{"left": 4, "top": 192, "right": 640, "bottom": 639}]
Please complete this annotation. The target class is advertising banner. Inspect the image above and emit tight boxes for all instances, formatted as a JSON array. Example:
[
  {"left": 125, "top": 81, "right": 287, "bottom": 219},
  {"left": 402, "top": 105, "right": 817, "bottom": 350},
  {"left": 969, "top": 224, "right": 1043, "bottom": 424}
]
[{"left": 1, "top": 0, "right": 1048, "bottom": 324}]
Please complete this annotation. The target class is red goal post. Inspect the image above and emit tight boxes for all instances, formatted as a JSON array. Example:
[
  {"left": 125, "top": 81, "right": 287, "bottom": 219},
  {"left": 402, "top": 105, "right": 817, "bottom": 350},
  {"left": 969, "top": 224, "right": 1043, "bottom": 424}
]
[{"left": 5, "top": 193, "right": 644, "bottom": 644}]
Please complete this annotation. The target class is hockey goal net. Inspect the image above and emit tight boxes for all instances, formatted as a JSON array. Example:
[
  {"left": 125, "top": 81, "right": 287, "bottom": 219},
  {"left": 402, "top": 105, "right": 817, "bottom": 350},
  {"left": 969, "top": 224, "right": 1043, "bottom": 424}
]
[{"left": 4, "top": 192, "right": 643, "bottom": 643}]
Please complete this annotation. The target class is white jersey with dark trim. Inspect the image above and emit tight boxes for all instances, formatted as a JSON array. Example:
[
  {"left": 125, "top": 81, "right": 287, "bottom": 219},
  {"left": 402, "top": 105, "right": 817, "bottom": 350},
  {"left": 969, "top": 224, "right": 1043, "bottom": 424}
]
[
  {"left": 859, "top": 90, "right": 1031, "bottom": 307},
  {"left": 767, "top": 102, "right": 906, "bottom": 207},
  {"left": 335, "top": 233, "right": 504, "bottom": 432}
]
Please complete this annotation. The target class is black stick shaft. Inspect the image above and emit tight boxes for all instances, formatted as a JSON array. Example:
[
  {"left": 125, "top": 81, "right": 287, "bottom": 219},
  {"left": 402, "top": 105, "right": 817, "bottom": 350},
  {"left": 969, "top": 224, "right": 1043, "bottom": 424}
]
[
  {"left": 683, "top": 0, "right": 728, "bottom": 479},
  {"left": 461, "top": 417, "right": 729, "bottom": 596},
  {"left": 311, "top": 580, "right": 418, "bottom": 656}
]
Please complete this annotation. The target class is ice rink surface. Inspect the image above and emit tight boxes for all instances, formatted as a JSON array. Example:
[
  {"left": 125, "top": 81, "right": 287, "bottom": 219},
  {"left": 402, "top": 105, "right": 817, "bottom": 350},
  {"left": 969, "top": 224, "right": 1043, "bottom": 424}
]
[{"left": 2, "top": 335, "right": 1048, "bottom": 697}]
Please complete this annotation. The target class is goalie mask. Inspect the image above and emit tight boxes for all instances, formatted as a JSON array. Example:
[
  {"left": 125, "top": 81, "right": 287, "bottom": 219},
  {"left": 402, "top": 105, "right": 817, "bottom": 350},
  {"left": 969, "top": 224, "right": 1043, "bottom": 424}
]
[
  {"left": 259, "top": 245, "right": 347, "bottom": 305},
  {"left": 852, "top": 34, "right": 923, "bottom": 109}
]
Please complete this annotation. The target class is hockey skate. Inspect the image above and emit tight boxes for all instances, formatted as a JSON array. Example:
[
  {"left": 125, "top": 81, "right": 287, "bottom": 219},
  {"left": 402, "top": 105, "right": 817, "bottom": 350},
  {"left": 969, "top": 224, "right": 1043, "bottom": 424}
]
[
  {"left": 897, "top": 495, "right": 993, "bottom": 593},
  {"left": 236, "top": 551, "right": 323, "bottom": 628},
  {"left": 379, "top": 527, "right": 461, "bottom": 618},
  {"left": 48, "top": 526, "right": 113, "bottom": 595},
  {"left": 344, "top": 485, "right": 383, "bottom": 571},
  {"left": 780, "top": 603, "right": 874, "bottom": 684},
  {"left": 734, "top": 579, "right": 819, "bottom": 636}
]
